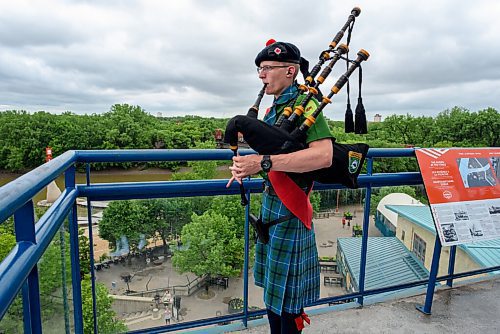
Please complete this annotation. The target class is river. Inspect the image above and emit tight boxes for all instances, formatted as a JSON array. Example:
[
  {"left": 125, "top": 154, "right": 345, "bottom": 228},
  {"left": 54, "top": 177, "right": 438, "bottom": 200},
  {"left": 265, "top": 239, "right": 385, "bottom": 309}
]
[{"left": 0, "top": 167, "right": 232, "bottom": 205}]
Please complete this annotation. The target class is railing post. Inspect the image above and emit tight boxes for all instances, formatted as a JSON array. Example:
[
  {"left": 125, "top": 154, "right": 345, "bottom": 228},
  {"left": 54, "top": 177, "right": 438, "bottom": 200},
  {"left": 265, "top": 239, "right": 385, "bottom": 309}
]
[
  {"left": 446, "top": 245, "right": 457, "bottom": 287},
  {"left": 416, "top": 235, "right": 442, "bottom": 315},
  {"left": 242, "top": 183, "right": 251, "bottom": 328},
  {"left": 66, "top": 165, "right": 84, "bottom": 333},
  {"left": 14, "top": 200, "right": 42, "bottom": 334},
  {"left": 85, "top": 164, "right": 99, "bottom": 333},
  {"left": 357, "top": 158, "right": 373, "bottom": 306}
]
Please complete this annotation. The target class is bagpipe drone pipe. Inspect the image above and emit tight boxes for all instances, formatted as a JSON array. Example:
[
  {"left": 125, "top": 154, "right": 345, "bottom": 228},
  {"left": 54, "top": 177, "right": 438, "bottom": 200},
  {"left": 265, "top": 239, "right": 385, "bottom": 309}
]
[{"left": 224, "top": 7, "right": 369, "bottom": 205}]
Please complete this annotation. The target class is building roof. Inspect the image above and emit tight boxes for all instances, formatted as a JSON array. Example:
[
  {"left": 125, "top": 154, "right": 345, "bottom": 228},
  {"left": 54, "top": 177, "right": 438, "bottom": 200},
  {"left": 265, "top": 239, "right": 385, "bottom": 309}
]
[
  {"left": 384, "top": 205, "right": 434, "bottom": 232},
  {"left": 337, "top": 237, "right": 429, "bottom": 291},
  {"left": 385, "top": 205, "right": 500, "bottom": 268},
  {"left": 377, "top": 193, "right": 423, "bottom": 228}
]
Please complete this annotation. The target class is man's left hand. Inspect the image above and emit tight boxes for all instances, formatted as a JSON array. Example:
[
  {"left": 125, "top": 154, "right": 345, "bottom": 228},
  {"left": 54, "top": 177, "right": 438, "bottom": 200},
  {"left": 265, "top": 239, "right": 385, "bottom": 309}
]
[{"left": 226, "top": 154, "right": 261, "bottom": 188}]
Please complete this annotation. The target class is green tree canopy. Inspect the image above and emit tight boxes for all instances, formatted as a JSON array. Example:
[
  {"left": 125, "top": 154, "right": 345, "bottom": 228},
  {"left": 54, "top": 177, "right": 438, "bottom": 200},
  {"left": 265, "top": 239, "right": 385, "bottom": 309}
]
[
  {"left": 172, "top": 211, "right": 245, "bottom": 278},
  {"left": 98, "top": 200, "right": 151, "bottom": 252},
  {"left": 81, "top": 277, "right": 127, "bottom": 334}
]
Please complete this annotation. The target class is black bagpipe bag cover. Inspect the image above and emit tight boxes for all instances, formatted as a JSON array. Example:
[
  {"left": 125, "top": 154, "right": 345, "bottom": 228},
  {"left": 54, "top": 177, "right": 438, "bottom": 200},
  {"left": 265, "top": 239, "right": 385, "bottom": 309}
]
[{"left": 224, "top": 115, "right": 369, "bottom": 189}]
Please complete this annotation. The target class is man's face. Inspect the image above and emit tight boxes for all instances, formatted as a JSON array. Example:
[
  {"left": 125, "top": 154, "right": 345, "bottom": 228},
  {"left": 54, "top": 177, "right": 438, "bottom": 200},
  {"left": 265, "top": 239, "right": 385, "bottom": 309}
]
[{"left": 257, "top": 61, "right": 294, "bottom": 96}]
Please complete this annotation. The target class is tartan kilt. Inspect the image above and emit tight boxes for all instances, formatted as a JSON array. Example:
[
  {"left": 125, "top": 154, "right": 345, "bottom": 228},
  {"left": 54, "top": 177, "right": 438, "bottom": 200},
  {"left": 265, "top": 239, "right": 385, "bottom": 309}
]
[{"left": 254, "top": 192, "right": 320, "bottom": 315}]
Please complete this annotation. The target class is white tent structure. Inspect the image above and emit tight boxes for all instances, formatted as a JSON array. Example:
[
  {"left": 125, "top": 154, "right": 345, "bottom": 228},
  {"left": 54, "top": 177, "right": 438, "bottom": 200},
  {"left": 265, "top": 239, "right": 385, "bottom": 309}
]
[{"left": 375, "top": 193, "right": 424, "bottom": 236}]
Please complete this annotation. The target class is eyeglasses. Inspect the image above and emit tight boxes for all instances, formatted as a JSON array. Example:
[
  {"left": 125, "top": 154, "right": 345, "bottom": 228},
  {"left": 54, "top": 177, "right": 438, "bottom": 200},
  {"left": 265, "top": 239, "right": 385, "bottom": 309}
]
[{"left": 256, "top": 65, "right": 289, "bottom": 74}]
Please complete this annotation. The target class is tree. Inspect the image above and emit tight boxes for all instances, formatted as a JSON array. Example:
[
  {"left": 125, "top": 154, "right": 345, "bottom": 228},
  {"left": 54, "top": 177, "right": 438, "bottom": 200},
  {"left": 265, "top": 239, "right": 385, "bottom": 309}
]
[
  {"left": 98, "top": 201, "right": 152, "bottom": 253},
  {"left": 172, "top": 211, "right": 245, "bottom": 283},
  {"left": 163, "top": 198, "right": 196, "bottom": 236},
  {"left": 170, "top": 140, "right": 218, "bottom": 181},
  {"left": 0, "top": 220, "right": 16, "bottom": 262},
  {"left": 310, "top": 191, "right": 321, "bottom": 213},
  {"left": 81, "top": 277, "right": 127, "bottom": 334},
  {"left": 474, "top": 107, "right": 500, "bottom": 147},
  {"left": 79, "top": 228, "right": 91, "bottom": 275},
  {"left": 139, "top": 198, "right": 194, "bottom": 253}
]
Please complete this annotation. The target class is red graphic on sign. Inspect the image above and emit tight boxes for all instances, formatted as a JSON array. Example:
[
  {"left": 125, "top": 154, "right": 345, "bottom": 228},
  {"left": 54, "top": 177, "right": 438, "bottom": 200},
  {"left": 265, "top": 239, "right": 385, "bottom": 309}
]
[{"left": 416, "top": 148, "right": 500, "bottom": 204}]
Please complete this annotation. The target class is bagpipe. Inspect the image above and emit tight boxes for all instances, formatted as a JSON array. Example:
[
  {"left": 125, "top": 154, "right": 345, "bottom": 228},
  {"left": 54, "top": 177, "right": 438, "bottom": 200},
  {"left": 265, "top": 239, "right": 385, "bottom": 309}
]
[{"left": 225, "top": 7, "right": 370, "bottom": 207}]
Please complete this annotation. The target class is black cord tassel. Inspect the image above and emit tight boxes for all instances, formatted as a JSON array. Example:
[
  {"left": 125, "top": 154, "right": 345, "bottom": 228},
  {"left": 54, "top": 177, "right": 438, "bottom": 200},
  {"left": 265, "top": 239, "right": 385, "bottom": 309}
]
[
  {"left": 354, "top": 65, "right": 367, "bottom": 134},
  {"left": 343, "top": 27, "right": 354, "bottom": 133},
  {"left": 354, "top": 97, "right": 367, "bottom": 134},
  {"left": 345, "top": 102, "right": 354, "bottom": 132}
]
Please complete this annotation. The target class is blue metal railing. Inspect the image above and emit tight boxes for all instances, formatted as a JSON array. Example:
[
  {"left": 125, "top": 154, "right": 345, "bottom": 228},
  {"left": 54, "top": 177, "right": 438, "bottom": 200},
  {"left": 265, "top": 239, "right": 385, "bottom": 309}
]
[{"left": 1, "top": 148, "right": 499, "bottom": 333}]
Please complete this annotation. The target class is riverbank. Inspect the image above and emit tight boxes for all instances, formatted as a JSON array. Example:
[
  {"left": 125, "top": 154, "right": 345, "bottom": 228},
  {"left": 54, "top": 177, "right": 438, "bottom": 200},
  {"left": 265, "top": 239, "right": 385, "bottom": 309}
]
[
  {"left": 0, "top": 165, "right": 232, "bottom": 207},
  {"left": 0, "top": 165, "right": 232, "bottom": 185}
]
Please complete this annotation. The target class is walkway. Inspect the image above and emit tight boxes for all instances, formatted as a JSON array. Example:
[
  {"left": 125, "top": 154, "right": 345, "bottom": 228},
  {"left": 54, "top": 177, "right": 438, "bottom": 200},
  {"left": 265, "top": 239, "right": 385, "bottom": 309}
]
[{"left": 233, "top": 276, "right": 500, "bottom": 334}]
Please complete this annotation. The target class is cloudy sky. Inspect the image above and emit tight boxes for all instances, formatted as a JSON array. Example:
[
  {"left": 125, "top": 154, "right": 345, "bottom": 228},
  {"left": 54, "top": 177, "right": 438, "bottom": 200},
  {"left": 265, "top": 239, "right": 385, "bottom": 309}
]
[{"left": 1, "top": 0, "right": 499, "bottom": 120}]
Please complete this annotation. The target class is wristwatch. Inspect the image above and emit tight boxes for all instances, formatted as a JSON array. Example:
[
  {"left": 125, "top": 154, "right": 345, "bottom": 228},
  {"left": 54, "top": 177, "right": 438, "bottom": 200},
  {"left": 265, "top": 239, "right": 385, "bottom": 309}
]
[{"left": 261, "top": 155, "right": 272, "bottom": 172}]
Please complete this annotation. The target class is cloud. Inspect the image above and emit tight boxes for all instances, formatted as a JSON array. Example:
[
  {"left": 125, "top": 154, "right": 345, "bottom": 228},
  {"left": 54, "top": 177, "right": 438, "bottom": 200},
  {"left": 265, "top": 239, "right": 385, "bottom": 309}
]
[{"left": 0, "top": 0, "right": 499, "bottom": 120}]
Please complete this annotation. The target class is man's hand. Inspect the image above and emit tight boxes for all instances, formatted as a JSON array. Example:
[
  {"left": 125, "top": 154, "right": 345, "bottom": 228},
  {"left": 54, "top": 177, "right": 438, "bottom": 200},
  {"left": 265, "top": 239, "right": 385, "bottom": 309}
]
[{"left": 226, "top": 154, "right": 261, "bottom": 188}]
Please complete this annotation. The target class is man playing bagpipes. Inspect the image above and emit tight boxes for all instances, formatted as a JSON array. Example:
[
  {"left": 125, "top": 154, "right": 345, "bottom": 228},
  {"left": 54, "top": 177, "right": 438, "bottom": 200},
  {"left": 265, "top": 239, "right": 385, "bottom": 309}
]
[
  {"left": 226, "top": 40, "right": 331, "bottom": 333},
  {"left": 225, "top": 8, "right": 368, "bottom": 332}
]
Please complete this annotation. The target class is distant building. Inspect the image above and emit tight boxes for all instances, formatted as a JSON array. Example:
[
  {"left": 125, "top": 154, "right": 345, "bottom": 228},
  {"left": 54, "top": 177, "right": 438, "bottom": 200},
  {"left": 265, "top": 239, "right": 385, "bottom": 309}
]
[
  {"left": 157, "top": 112, "right": 163, "bottom": 118},
  {"left": 386, "top": 205, "right": 500, "bottom": 280},
  {"left": 374, "top": 114, "right": 382, "bottom": 122}
]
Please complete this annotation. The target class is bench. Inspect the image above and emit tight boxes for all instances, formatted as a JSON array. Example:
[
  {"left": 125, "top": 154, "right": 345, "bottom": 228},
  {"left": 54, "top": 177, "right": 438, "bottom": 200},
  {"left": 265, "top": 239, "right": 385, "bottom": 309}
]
[
  {"left": 328, "top": 298, "right": 355, "bottom": 306},
  {"left": 208, "top": 277, "right": 229, "bottom": 290},
  {"left": 323, "top": 274, "right": 344, "bottom": 287},
  {"left": 319, "top": 262, "right": 337, "bottom": 273}
]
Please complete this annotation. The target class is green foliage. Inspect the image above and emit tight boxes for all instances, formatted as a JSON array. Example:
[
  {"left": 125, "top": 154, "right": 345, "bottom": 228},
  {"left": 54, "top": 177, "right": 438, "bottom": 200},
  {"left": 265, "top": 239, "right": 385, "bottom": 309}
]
[
  {"left": 99, "top": 197, "right": 197, "bottom": 253},
  {"left": 310, "top": 191, "right": 321, "bottom": 212},
  {"left": 99, "top": 200, "right": 151, "bottom": 252},
  {"left": 38, "top": 234, "right": 71, "bottom": 295},
  {"left": 352, "top": 224, "right": 362, "bottom": 237},
  {"left": 79, "top": 228, "right": 91, "bottom": 275},
  {"left": 1, "top": 106, "right": 496, "bottom": 173},
  {"left": 81, "top": 277, "right": 127, "bottom": 334},
  {"left": 172, "top": 211, "right": 245, "bottom": 277},
  {"left": 170, "top": 140, "right": 218, "bottom": 181},
  {"left": 0, "top": 294, "right": 23, "bottom": 333},
  {"left": 0, "top": 219, "right": 16, "bottom": 262},
  {"left": 0, "top": 108, "right": 228, "bottom": 172}
]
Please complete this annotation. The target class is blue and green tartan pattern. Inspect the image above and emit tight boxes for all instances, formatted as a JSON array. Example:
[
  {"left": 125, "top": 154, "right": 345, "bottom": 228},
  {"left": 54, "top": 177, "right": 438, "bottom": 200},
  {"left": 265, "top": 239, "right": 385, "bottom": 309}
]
[{"left": 254, "top": 192, "right": 320, "bottom": 315}]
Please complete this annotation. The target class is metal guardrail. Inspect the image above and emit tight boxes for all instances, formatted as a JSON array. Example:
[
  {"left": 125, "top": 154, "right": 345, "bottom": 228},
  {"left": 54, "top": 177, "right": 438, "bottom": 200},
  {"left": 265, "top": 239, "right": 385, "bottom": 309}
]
[{"left": 0, "top": 148, "right": 498, "bottom": 333}]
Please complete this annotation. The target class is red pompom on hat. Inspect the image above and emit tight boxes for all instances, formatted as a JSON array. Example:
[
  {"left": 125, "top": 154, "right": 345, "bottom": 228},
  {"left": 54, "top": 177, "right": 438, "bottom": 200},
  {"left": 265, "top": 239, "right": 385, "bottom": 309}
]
[{"left": 266, "top": 38, "right": 276, "bottom": 46}]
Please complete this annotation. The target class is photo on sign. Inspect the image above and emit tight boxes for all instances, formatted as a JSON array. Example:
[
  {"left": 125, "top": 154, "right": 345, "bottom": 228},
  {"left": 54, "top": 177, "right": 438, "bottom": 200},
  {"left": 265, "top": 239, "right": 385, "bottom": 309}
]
[
  {"left": 466, "top": 221, "right": 483, "bottom": 237},
  {"left": 489, "top": 205, "right": 500, "bottom": 215},
  {"left": 441, "top": 223, "right": 458, "bottom": 243},
  {"left": 456, "top": 158, "right": 497, "bottom": 188},
  {"left": 491, "top": 157, "right": 500, "bottom": 180},
  {"left": 453, "top": 209, "right": 469, "bottom": 221}
]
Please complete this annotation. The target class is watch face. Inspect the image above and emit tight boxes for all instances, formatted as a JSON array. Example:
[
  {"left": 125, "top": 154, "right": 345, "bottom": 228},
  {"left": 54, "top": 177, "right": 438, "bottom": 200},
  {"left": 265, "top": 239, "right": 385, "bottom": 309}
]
[
  {"left": 262, "top": 160, "right": 271, "bottom": 170},
  {"left": 261, "top": 156, "right": 272, "bottom": 171}
]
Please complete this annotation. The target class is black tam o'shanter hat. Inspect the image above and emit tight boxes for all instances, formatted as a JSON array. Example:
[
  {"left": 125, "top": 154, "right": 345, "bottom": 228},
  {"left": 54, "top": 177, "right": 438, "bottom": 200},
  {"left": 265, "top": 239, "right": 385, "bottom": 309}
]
[
  {"left": 255, "top": 39, "right": 319, "bottom": 98},
  {"left": 255, "top": 39, "right": 302, "bottom": 66}
]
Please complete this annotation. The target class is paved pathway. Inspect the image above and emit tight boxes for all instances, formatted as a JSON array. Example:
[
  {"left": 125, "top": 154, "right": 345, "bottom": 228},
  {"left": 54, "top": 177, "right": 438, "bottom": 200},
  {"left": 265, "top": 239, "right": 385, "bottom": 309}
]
[{"left": 94, "top": 204, "right": 384, "bottom": 331}]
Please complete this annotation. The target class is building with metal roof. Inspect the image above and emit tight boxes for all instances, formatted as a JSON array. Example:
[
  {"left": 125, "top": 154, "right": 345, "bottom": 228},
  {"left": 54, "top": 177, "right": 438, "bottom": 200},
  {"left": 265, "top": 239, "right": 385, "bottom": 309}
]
[
  {"left": 336, "top": 237, "right": 429, "bottom": 294},
  {"left": 386, "top": 204, "right": 500, "bottom": 277},
  {"left": 375, "top": 193, "right": 424, "bottom": 236}
]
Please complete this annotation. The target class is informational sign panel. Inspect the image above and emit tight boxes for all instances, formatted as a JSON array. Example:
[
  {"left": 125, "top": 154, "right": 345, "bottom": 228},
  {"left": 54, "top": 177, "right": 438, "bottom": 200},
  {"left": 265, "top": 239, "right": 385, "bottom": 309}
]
[{"left": 416, "top": 148, "right": 500, "bottom": 246}]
